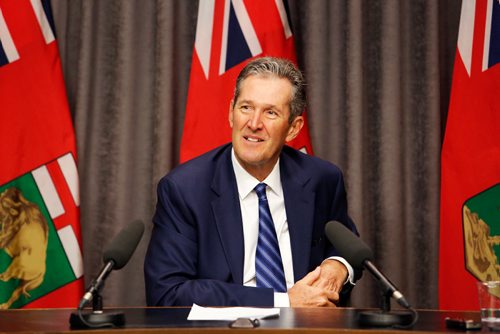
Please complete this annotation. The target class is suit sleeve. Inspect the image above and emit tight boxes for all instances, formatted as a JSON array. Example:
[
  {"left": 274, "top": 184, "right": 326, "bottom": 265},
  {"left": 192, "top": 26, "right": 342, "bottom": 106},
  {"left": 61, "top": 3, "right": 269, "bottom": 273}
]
[
  {"left": 144, "top": 177, "right": 273, "bottom": 307},
  {"left": 327, "top": 169, "right": 358, "bottom": 239},
  {"left": 324, "top": 169, "right": 361, "bottom": 305}
]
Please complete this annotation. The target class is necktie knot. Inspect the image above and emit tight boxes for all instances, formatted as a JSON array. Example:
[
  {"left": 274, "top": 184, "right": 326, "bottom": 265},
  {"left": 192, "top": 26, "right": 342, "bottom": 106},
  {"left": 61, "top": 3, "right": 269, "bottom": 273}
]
[{"left": 254, "top": 183, "right": 267, "bottom": 201}]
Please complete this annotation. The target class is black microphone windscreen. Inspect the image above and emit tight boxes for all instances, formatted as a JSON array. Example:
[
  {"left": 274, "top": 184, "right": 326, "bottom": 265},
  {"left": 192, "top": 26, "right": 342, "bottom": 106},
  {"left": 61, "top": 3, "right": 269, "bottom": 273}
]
[
  {"left": 324, "top": 221, "right": 373, "bottom": 269},
  {"left": 103, "top": 220, "right": 145, "bottom": 269}
]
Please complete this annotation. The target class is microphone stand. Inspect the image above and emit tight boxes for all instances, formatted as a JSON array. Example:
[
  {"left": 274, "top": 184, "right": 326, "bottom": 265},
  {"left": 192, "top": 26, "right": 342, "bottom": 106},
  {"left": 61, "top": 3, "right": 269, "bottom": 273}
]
[
  {"left": 69, "top": 221, "right": 144, "bottom": 329},
  {"left": 357, "top": 282, "right": 418, "bottom": 328},
  {"left": 69, "top": 289, "right": 125, "bottom": 329}
]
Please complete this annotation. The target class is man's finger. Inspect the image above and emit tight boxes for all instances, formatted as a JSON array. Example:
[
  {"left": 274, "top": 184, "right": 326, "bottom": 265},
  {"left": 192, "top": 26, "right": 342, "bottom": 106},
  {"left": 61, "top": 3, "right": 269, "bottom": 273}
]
[
  {"left": 300, "top": 266, "right": 321, "bottom": 286},
  {"left": 326, "top": 290, "right": 340, "bottom": 303},
  {"left": 317, "top": 293, "right": 337, "bottom": 307},
  {"left": 324, "top": 299, "right": 337, "bottom": 307}
]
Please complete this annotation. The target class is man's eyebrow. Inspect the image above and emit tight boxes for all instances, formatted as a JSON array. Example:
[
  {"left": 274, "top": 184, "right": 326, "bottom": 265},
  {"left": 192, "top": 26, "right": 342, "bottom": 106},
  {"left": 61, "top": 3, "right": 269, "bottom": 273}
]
[
  {"left": 236, "top": 99, "right": 282, "bottom": 112},
  {"left": 236, "top": 99, "right": 252, "bottom": 105}
]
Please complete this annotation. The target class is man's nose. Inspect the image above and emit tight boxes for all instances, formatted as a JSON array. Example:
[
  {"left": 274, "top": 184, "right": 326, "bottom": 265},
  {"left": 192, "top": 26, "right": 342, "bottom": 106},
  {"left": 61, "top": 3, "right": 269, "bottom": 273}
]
[{"left": 247, "top": 110, "right": 263, "bottom": 130}]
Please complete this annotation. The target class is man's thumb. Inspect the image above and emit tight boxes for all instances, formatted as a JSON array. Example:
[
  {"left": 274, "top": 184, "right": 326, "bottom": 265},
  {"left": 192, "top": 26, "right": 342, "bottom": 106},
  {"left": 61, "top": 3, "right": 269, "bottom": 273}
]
[{"left": 301, "top": 266, "right": 321, "bottom": 285}]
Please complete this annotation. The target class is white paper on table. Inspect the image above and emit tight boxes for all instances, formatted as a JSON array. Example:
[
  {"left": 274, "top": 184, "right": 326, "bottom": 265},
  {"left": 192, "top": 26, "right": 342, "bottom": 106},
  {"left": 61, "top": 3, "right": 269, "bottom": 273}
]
[{"left": 187, "top": 303, "right": 280, "bottom": 321}]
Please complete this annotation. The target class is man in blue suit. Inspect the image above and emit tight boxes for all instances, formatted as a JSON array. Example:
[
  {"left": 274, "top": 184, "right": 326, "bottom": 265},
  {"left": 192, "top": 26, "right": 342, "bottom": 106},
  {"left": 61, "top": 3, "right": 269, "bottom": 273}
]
[{"left": 145, "top": 57, "right": 358, "bottom": 307}]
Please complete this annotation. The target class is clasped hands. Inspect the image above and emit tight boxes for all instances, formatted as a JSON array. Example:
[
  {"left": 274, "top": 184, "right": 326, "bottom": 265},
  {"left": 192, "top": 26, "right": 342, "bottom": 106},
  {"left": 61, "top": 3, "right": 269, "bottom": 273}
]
[{"left": 288, "top": 259, "right": 347, "bottom": 307}]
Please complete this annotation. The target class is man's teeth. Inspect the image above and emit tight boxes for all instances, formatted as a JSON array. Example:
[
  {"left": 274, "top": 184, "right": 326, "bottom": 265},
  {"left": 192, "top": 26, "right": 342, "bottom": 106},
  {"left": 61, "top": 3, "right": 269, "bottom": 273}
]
[{"left": 246, "top": 137, "right": 261, "bottom": 142}]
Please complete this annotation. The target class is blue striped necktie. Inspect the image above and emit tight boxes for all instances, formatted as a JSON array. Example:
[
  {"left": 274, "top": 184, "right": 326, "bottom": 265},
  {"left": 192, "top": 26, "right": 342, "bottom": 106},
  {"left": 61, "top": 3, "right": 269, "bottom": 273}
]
[{"left": 254, "top": 183, "right": 287, "bottom": 292}]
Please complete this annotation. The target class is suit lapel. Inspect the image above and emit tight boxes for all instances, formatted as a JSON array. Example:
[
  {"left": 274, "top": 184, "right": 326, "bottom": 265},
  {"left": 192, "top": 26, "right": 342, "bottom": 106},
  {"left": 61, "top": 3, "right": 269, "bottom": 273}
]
[
  {"left": 281, "top": 150, "right": 315, "bottom": 282},
  {"left": 211, "top": 146, "right": 244, "bottom": 284}
]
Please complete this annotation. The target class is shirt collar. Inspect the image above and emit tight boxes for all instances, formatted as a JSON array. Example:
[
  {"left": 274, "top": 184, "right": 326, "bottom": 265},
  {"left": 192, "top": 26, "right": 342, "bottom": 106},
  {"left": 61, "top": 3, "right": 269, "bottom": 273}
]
[{"left": 231, "top": 148, "right": 282, "bottom": 200}]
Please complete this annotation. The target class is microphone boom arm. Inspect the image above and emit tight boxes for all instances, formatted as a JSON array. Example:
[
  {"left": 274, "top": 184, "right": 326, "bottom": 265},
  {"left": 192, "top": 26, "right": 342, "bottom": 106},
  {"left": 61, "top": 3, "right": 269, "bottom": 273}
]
[{"left": 78, "top": 261, "right": 115, "bottom": 310}]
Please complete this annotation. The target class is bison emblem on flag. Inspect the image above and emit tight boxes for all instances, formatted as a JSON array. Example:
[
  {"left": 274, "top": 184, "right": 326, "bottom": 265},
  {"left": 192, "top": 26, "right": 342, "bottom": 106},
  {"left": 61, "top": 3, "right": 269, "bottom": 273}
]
[
  {"left": 0, "top": 153, "right": 83, "bottom": 309},
  {"left": 463, "top": 184, "right": 500, "bottom": 283},
  {"left": 0, "top": 188, "right": 49, "bottom": 309}
]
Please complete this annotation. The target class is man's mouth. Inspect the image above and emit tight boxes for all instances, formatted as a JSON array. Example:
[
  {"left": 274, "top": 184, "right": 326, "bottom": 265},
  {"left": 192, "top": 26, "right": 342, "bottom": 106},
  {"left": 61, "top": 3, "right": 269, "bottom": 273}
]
[{"left": 244, "top": 136, "right": 263, "bottom": 142}]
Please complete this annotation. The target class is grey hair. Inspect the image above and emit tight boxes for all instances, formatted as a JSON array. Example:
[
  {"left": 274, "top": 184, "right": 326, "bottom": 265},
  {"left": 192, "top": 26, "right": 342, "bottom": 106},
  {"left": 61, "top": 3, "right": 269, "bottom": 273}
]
[{"left": 232, "top": 57, "right": 306, "bottom": 123}]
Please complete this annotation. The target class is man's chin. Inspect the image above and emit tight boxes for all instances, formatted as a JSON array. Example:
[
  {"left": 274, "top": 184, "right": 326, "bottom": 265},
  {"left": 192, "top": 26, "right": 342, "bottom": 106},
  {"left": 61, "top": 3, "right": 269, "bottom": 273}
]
[{"left": 237, "top": 155, "right": 264, "bottom": 166}]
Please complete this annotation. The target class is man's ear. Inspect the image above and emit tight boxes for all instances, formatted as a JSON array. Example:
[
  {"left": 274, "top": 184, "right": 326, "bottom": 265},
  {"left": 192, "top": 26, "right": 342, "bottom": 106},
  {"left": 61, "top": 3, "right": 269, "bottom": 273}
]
[
  {"left": 285, "top": 116, "right": 304, "bottom": 142},
  {"left": 228, "top": 100, "right": 234, "bottom": 128}
]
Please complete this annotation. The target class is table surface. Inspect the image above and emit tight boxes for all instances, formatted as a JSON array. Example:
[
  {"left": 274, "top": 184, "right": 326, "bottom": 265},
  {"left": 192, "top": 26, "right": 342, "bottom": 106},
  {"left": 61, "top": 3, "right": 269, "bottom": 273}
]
[{"left": 0, "top": 307, "right": 484, "bottom": 333}]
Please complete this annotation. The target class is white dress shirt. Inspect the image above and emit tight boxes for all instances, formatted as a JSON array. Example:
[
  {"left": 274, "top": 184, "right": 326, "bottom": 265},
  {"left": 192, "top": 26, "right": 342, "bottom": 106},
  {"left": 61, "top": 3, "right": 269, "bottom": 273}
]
[{"left": 231, "top": 149, "right": 353, "bottom": 307}]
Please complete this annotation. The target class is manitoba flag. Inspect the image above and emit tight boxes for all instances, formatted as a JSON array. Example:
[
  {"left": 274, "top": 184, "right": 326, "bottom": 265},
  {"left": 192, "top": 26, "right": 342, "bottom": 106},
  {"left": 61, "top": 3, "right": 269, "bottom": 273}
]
[
  {"left": 439, "top": 0, "right": 500, "bottom": 310},
  {"left": 0, "top": 0, "right": 83, "bottom": 308},
  {"left": 180, "top": 0, "right": 313, "bottom": 162}
]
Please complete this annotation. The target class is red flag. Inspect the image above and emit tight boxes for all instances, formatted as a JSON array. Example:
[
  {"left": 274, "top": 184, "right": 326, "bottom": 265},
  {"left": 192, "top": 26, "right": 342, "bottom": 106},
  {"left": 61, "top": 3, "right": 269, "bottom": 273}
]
[
  {"left": 181, "top": 0, "right": 313, "bottom": 162},
  {"left": 0, "top": 0, "right": 83, "bottom": 308},
  {"left": 439, "top": 0, "right": 500, "bottom": 310}
]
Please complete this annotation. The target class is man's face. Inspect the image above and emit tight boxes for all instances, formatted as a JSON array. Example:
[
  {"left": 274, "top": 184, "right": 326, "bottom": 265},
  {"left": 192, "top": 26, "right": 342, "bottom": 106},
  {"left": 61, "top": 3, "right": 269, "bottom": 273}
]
[{"left": 229, "top": 75, "right": 303, "bottom": 180}]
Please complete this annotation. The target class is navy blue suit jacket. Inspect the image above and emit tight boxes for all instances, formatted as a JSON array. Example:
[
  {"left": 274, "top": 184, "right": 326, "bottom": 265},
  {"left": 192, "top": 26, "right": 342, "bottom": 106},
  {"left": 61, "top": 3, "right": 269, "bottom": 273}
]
[{"left": 144, "top": 144, "right": 357, "bottom": 306}]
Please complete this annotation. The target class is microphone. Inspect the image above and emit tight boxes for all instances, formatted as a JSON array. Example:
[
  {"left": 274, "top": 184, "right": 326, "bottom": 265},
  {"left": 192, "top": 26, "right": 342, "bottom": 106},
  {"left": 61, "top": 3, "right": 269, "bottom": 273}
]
[
  {"left": 78, "top": 220, "right": 145, "bottom": 310},
  {"left": 324, "top": 221, "right": 410, "bottom": 309}
]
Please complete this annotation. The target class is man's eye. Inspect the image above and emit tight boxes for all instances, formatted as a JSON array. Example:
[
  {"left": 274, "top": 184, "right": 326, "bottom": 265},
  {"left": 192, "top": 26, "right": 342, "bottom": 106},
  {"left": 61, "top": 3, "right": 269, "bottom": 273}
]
[{"left": 266, "top": 110, "right": 278, "bottom": 117}]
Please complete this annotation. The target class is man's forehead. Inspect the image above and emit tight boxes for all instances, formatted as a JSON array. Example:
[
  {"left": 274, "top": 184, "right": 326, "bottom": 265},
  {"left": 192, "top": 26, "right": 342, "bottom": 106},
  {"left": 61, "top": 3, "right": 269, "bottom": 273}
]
[{"left": 239, "top": 75, "right": 292, "bottom": 93}]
